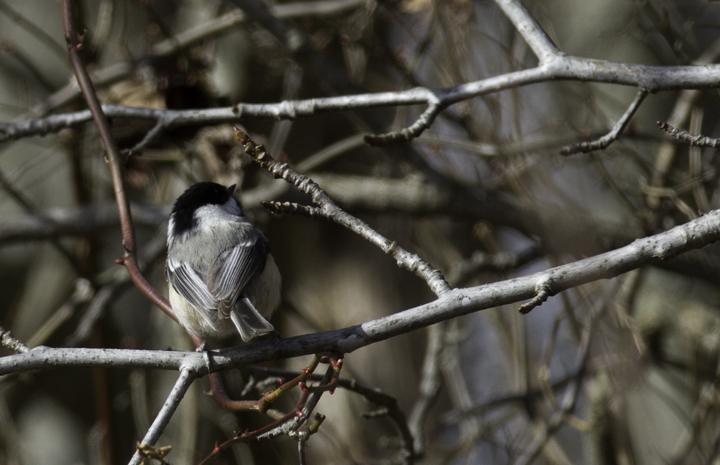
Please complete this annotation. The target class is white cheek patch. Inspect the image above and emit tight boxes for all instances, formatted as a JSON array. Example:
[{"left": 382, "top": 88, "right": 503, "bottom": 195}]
[{"left": 167, "top": 217, "right": 176, "bottom": 245}]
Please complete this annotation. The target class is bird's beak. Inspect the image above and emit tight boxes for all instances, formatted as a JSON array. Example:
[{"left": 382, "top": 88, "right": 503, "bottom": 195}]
[{"left": 227, "top": 184, "right": 237, "bottom": 196}]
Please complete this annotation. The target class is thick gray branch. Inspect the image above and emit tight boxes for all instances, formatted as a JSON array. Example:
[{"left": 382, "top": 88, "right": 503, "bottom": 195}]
[
  {"left": 3, "top": 58, "right": 720, "bottom": 143},
  {"left": 2, "top": 209, "right": 719, "bottom": 376}
]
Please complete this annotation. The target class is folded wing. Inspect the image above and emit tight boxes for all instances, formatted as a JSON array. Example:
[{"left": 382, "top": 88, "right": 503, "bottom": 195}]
[
  {"left": 208, "top": 234, "right": 274, "bottom": 341},
  {"left": 165, "top": 259, "right": 223, "bottom": 331}
]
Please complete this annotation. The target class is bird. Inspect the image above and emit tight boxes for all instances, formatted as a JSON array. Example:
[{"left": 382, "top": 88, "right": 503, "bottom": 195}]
[{"left": 165, "top": 182, "right": 281, "bottom": 345}]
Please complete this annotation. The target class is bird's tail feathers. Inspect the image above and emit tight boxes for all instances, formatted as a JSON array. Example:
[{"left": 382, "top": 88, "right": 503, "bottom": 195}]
[{"left": 230, "top": 297, "right": 274, "bottom": 342}]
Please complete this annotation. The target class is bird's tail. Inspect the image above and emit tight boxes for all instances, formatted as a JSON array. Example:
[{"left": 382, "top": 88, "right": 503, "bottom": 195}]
[{"left": 230, "top": 296, "right": 274, "bottom": 342}]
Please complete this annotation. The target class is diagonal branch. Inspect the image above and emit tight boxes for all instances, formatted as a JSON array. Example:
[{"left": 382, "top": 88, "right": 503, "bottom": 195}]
[
  {"left": 512, "top": 299, "right": 599, "bottom": 465},
  {"left": 493, "top": 0, "right": 560, "bottom": 64},
  {"left": 128, "top": 366, "right": 196, "bottom": 465},
  {"left": 235, "top": 128, "right": 452, "bottom": 297},
  {"left": 0, "top": 0, "right": 68, "bottom": 60},
  {"left": 408, "top": 323, "right": 444, "bottom": 457},
  {"left": 3, "top": 208, "right": 720, "bottom": 377}
]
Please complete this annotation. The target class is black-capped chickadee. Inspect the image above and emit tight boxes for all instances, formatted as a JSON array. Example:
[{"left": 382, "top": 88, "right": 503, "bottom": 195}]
[{"left": 165, "top": 182, "right": 281, "bottom": 343}]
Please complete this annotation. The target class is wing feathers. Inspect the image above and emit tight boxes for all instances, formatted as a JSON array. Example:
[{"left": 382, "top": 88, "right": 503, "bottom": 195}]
[
  {"left": 208, "top": 237, "right": 269, "bottom": 318},
  {"left": 167, "top": 230, "right": 273, "bottom": 341},
  {"left": 166, "top": 259, "right": 223, "bottom": 331}
]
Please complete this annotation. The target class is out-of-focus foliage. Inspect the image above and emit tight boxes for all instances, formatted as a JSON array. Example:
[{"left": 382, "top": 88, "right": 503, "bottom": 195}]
[{"left": 1, "top": 0, "right": 720, "bottom": 464}]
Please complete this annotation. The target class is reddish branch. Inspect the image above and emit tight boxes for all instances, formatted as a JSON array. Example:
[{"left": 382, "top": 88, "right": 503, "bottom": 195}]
[
  {"left": 211, "top": 355, "right": 327, "bottom": 411},
  {"left": 200, "top": 356, "right": 342, "bottom": 464},
  {"left": 61, "top": 0, "right": 175, "bottom": 321},
  {"left": 62, "top": 1, "right": 328, "bottom": 419}
]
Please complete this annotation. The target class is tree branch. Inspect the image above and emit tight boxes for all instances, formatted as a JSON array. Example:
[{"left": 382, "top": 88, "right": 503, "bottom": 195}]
[
  {"left": 62, "top": 0, "right": 174, "bottom": 320},
  {"left": 364, "top": 101, "right": 443, "bottom": 146},
  {"left": 3, "top": 60, "right": 720, "bottom": 145},
  {"left": 128, "top": 366, "right": 196, "bottom": 465},
  {"left": 657, "top": 121, "right": 720, "bottom": 148},
  {"left": 493, "top": 0, "right": 560, "bottom": 64},
  {"left": 561, "top": 89, "right": 648, "bottom": 155},
  {"left": 3, "top": 208, "right": 720, "bottom": 377},
  {"left": 236, "top": 129, "right": 452, "bottom": 296},
  {"left": 0, "top": 324, "right": 29, "bottom": 353},
  {"left": 408, "top": 323, "right": 444, "bottom": 457}
]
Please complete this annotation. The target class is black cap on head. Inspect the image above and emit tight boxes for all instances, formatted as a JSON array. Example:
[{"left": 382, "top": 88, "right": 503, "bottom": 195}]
[{"left": 171, "top": 182, "right": 236, "bottom": 235}]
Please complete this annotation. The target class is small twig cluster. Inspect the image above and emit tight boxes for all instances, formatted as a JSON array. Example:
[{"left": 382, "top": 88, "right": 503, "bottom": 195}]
[{"left": 198, "top": 355, "right": 342, "bottom": 464}]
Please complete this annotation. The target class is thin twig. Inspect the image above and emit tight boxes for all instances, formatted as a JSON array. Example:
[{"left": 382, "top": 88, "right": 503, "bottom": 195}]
[
  {"left": 519, "top": 278, "right": 552, "bottom": 314},
  {"left": 647, "top": 36, "right": 720, "bottom": 208},
  {"left": 561, "top": 89, "right": 648, "bottom": 155},
  {"left": 246, "top": 365, "right": 416, "bottom": 464},
  {"left": 688, "top": 108, "right": 711, "bottom": 213},
  {"left": 440, "top": 319, "right": 482, "bottom": 449},
  {"left": 656, "top": 121, "right": 720, "bottom": 148},
  {"left": 512, "top": 283, "right": 607, "bottom": 465},
  {"left": 258, "top": 364, "right": 336, "bottom": 439},
  {"left": 123, "top": 118, "right": 167, "bottom": 157},
  {"left": 298, "top": 437, "right": 308, "bottom": 465},
  {"left": 364, "top": 101, "right": 443, "bottom": 146},
  {"left": 0, "top": 324, "right": 29, "bottom": 353},
  {"left": 199, "top": 362, "right": 338, "bottom": 464},
  {"left": 408, "top": 323, "right": 444, "bottom": 457}
]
